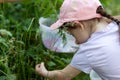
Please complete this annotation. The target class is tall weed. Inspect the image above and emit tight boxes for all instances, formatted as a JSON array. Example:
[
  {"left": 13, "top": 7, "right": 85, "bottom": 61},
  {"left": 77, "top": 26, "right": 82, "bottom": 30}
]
[{"left": 0, "top": 0, "right": 119, "bottom": 80}]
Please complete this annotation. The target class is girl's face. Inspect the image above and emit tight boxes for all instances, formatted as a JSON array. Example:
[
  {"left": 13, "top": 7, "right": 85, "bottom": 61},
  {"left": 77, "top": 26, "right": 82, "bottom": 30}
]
[{"left": 62, "top": 22, "right": 90, "bottom": 44}]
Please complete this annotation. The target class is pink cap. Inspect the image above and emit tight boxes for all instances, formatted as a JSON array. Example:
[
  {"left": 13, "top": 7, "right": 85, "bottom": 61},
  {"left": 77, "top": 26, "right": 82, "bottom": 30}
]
[{"left": 50, "top": 0, "right": 102, "bottom": 30}]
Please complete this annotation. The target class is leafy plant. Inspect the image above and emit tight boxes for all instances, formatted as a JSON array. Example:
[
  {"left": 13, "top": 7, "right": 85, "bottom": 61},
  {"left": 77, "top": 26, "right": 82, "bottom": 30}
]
[{"left": 0, "top": 0, "right": 120, "bottom": 80}]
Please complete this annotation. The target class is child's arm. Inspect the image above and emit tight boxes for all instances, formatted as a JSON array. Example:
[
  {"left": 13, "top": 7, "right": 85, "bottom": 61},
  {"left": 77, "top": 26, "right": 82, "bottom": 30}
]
[
  {"left": 36, "top": 62, "right": 81, "bottom": 80},
  {"left": 0, "top": 0, "right": 20, "bottom": 3}
]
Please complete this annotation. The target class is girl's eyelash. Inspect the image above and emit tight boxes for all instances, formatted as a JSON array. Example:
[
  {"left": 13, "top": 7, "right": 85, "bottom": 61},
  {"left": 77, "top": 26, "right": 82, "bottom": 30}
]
[
  {"left": 64, "top": 22, "right": 75, "bottom": 27},
  {"left": 60, "top": 22, "right": 75, "bottom": 29}
]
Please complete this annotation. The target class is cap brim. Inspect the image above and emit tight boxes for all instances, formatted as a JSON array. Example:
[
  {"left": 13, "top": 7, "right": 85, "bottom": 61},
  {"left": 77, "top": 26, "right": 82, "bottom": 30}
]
[{"left": 50, "top": 20, "right": 64, "bottom": 30}]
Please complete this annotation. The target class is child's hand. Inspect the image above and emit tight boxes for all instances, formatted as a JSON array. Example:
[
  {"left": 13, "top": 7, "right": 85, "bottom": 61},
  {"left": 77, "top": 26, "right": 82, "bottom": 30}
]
[{"left": 35, "top": 62, "right": 48, "bottom": 77}]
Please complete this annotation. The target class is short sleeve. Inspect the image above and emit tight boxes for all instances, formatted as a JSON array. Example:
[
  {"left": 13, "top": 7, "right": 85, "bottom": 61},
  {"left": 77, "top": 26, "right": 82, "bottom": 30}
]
[{"left": 70, "top": 48, "right": 92, "bottom": 74}]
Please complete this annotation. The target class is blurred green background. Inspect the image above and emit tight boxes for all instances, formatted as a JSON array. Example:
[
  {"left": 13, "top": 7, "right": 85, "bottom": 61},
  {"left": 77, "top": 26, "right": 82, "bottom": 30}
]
[{"left": 0, "top": 0, "right": 120, "bottom": 80}]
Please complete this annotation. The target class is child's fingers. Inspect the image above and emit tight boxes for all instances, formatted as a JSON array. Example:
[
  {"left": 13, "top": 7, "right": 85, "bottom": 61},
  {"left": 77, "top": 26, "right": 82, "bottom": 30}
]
[
  {"left": 35, "top": 65, "right": 40, "bottom": 73},
  {"left": 35, "top": 62, "right": 44, "bottom": 69},
  {"left": 35, "top": 64, "right": 42, "bottom": 74},
  {"left": 36, "top": 64, "right": 41, "bottom": 68},
  {"left": 41, "top": 62, "right": 44, "bottom": 66},
  {"left": 35, "top": 62, "right": 45, "bottom": 75}
]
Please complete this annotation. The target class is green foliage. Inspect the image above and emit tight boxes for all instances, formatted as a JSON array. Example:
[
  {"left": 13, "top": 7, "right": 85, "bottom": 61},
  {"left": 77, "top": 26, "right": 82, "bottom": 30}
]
[
  {"left": 100, "top": 0, "right": 120, "bottom": 15},
  {"left": 0, "top": 0, "right": 120, "bottom": 80}
]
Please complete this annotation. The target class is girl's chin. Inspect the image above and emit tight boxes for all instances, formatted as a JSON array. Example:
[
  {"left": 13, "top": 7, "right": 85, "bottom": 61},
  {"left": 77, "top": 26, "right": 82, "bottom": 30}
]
[
  {"left": 75, "top": 40, "right": 81, "bottom": 44},
  {"left": 75, "top": 40, "right": 86, "bottom": 44}
]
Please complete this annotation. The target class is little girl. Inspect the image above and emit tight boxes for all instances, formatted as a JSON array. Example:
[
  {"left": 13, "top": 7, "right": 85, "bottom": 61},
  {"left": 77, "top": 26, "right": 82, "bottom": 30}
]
[{"left": 36, "top": 0, "right": 120, "bottom": 80}]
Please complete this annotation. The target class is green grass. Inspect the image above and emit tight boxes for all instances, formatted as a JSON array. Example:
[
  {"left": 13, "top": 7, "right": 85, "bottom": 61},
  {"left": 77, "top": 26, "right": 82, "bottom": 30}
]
[{"left": 0, "top": 0, "right": 120, "bottom": 80}]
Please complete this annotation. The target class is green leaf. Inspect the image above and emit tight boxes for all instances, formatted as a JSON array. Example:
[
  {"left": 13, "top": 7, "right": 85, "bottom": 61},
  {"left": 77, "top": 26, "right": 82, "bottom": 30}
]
[
  {"left": 47, "top": 61, "right": 56, "bottom": 67},
  {"left": 0, "top": 76, "right": 6, "bottom": 80}
]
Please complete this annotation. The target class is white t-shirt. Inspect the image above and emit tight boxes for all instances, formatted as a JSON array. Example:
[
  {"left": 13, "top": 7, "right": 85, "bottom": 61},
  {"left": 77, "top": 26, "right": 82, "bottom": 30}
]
[{"left": 70, "top": 22, "right": 120, "bottom": 80}]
